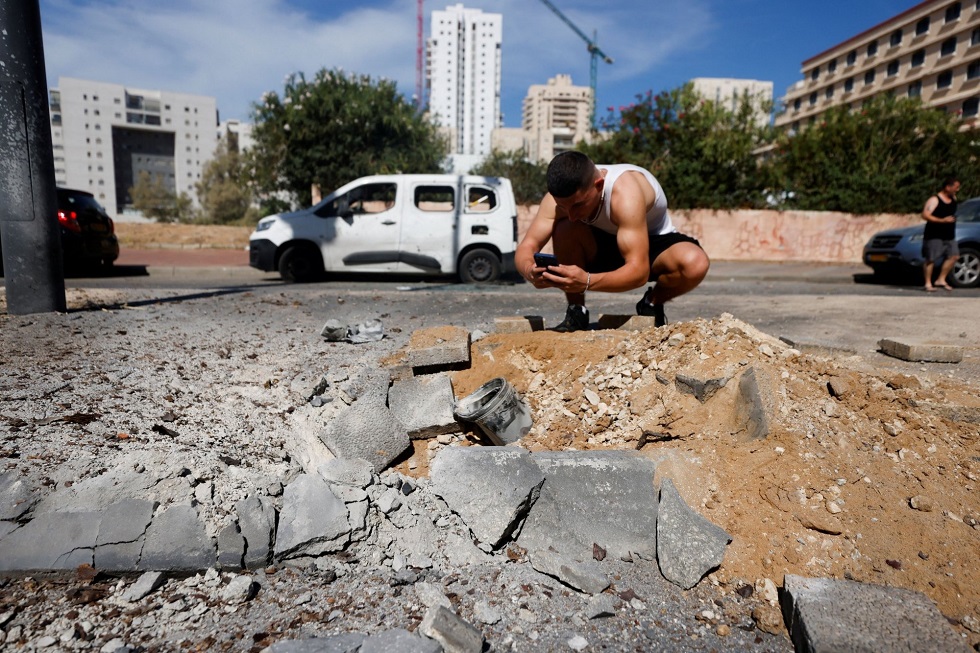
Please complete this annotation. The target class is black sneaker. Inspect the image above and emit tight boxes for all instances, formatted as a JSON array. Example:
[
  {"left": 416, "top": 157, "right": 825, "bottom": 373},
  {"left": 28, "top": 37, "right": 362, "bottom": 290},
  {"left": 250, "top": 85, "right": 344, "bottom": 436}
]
[
  {"left": 636, "top": 296, "right": 667, "bottom": 327},
  {"left": 553, "top": 304, "right": 589, "bottom": 332}
]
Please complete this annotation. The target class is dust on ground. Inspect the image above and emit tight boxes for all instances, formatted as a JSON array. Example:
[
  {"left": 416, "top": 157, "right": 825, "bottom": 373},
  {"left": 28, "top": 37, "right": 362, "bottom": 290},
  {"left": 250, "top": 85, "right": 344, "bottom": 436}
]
[{"left": 399, "top": 314, "right": 978, "bottom": 635}]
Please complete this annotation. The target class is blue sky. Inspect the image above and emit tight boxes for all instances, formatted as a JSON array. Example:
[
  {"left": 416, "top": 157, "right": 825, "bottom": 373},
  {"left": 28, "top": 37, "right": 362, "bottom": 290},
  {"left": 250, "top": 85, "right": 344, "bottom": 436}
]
[{"left": 37, "top": 0, "right": 918, "bottom": 127}]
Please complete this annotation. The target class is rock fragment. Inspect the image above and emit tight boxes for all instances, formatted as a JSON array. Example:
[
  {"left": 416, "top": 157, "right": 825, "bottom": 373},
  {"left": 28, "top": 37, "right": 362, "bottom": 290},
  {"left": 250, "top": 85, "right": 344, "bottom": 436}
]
[{"left": 657, "top": 478, "right": 731, "bottom": 589}]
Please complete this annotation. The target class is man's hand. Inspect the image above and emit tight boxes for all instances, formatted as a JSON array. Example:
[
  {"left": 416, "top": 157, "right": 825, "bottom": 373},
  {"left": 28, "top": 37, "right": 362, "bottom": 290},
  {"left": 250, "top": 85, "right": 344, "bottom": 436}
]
[{"left": 537, "top": 264, "right": 589, "bottom": 293}]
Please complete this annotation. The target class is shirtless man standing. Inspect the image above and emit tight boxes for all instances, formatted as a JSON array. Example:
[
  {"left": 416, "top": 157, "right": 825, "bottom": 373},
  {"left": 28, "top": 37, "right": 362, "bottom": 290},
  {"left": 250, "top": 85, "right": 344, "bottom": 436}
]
[{"left": 517, "top": 151, "right": 709, "bottom": 331}]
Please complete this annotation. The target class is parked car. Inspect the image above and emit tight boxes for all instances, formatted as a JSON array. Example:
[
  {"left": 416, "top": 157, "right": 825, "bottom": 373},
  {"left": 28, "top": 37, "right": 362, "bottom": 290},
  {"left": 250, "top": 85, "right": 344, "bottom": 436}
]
[
  {"left": 862, "top": 197, "right": 980, "bottom": 288},
  {"left": 249, "top": 174, "right": 518, "bottom": 283},
  {"left": 0, "top": 187, "right": 119, "bottom": 276}
]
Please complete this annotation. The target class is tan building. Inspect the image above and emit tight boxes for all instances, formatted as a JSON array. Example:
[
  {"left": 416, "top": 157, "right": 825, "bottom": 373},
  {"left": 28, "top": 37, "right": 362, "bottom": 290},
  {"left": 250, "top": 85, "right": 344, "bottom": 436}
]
[
  {"left": 690, "top": 77, "right": 774, "bottom": 128},
  {"left": 776, "top": 0, "right": 980, "bottom": 132},
  {"left": 521, "top": 74, "right": 593, "bottom": 162}
]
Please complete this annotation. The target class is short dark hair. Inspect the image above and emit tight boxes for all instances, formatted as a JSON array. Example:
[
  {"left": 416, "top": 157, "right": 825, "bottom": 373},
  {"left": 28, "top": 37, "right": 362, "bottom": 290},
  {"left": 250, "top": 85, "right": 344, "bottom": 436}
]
[
  {"left": 942, "top": 175, "right": 959, "bottom": 189},
  {"left": 547, "top": 151, "right": 596, "bottom": 198}
]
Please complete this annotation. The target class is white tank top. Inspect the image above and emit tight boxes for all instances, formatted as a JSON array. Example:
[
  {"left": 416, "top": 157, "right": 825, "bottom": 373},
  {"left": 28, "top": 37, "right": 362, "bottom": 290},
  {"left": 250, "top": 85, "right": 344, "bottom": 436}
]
[{"left": 592, "top": 164, "right": 675, "bottom": 236}]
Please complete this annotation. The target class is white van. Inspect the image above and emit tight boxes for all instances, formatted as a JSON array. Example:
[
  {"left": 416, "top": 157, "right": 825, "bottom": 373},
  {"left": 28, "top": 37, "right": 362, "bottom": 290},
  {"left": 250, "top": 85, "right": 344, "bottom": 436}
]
[{"left": 249, "top": 174, "right": 518, "bottom": 283}]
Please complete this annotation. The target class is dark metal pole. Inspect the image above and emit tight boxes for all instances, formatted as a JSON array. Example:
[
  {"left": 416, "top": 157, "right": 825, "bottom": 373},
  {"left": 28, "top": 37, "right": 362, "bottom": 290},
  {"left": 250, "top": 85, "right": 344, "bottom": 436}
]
[{"left": 0, "top": 0, "right": 66, "bottom": 314}]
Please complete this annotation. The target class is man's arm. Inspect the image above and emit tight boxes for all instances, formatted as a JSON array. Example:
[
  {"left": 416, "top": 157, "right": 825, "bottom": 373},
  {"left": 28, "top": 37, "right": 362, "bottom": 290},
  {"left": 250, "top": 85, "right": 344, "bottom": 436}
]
[
  {"left": 516, "top": 194, "right": 559, "bottom": 283},
  {"left": 922, "top": 196, "right": 954, "bottom": 223},
  {"left": 587, "top": 173, "right": 653, "bottom": 293}
]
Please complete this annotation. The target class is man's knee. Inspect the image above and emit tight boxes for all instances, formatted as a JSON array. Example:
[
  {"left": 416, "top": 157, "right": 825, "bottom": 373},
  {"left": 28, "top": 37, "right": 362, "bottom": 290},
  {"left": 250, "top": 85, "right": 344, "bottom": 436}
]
[{"left": 667, "top": 245, "right": 709, "bottom": 285}]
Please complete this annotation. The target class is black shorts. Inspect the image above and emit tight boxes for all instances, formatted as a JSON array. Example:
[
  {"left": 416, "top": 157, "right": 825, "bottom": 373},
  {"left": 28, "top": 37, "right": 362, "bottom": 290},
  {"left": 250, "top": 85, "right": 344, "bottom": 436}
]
[{"left": 587, "top": 228, "right": 702, "bottom": 280}]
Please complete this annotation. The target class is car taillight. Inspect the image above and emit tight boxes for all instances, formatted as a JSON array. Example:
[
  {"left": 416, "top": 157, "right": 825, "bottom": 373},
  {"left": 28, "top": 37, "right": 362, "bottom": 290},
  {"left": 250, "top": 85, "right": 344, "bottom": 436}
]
[
  {"left": 107, "top": 217, "right": 115, "bottom": 234},
  {"left": 58, "top": 209, "right": 81, "bottom": 233}
]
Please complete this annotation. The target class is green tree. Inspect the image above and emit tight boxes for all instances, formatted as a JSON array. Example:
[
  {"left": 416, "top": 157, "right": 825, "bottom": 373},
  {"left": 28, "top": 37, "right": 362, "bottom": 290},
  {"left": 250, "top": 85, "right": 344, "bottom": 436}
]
[
  {"left": 772, "top": 95, "right": 980, "bottom": 213},
  {"left": 583, "top": 83, "right": 776, "bottom": 209},
  {"left": 469, "top": 148, "right": 549, "bottom": 205},
  {"left": 196, "top": 139, "right": 257, "bottom": 224},
  {"left": 129, "top": 171, "right": 194, "bottom": 223},
  {"left": 246, "top": 69, "right": 447, "bottom": 207}
]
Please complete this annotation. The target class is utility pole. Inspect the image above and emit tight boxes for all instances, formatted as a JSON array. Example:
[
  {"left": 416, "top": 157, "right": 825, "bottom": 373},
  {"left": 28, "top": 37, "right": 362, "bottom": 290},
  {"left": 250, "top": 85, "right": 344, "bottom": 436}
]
[{"left": 0, "top": 0, "right": 66, "bottom": 314}]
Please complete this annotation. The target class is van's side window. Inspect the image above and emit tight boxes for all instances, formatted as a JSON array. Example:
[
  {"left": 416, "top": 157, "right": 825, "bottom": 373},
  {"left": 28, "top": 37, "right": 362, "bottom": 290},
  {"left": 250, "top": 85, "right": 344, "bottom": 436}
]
[
  {"left": 415, "top": 186, "right": 455, "bottom": 212},
  {"left": 314, "top": 183, "right": 396, "bottom": 217},
  {"left": 466, "top": 187, "right": 497, "bottom": 212}
]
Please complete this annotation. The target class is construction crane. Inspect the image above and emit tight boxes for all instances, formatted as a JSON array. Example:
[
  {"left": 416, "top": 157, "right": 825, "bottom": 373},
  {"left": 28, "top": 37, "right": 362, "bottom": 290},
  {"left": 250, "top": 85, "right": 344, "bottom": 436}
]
[
  {"left": 415, "top": 0, "right": 424, "bottom": 109},
  {"left": 537, "top": 0, "right": 613, "bottom": 128}
]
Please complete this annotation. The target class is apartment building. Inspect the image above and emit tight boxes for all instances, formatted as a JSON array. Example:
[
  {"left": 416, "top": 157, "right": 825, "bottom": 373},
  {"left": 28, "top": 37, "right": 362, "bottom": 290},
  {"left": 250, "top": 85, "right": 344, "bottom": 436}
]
[
  {"left": 690, "top": 77, "right": 774, "bottom": 128},
  {"left": 49, "top": 77, "right": 218, "bottom": 215},
  {"left": 776, "top": 0, "right": 980, "bottom": 131},
  {"left": 427, "top": 3, "right": 502, "bottom": 168},
  {"left": 520, "top": 74, "right": 593, "bottom": 162}
]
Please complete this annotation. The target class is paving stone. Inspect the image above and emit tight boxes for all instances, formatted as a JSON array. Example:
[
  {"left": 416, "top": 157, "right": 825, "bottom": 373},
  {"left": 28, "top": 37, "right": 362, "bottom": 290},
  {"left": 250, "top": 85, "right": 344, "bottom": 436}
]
[
  {"left": 674, "top": 372, "right": 730, "bottom": 403},
  {"left": 236, "top": 494, "right": 277, "bottom": 569},
  {"left": 430, "top": 447, "right": 545, "bottom": 549},
  {"left": 120, "top": 571, "right": 167, "bottom": 602},
  {"left": 320, "top": 401, "right": 411, "bottom": 473},
  {"left": 405, "top": 326, "right": 471, "bottom": 369},
  {"left": 781, "top": 574, "right": 970, "bottom": 653},
  {"left": 337, "top": 369, "right": 391, "bottom": 402},
  {"left": 139, "top": 504, "right": 216, "bottom": 572},
  {"left": 94, "top": 499, "right": 156, "bottom": 571},
  {"left": 878, "top": 337, "right": 963, "bottom": 363},
  {"left": 779, "top": 335, "right": 856, "bottom": 356},
  {"left": 529, "top": 549, "right": 610, "bottom": 595},
  {"left": 657, "top": 478, "right": 731, "bottom": 590},
  {"left": 388, "top": 374, "right": 460, "bottom": 438},
  {"left": 262, "top": 633, "right": 367, "bottom": 653},
  {"left": 0, "top": 511, "right": 98, "bottom": 571},
  {"left": 586, "top": 593, "right": 617, "bottom": 619},
  {"left": 596, "top": 314, "right": 659, "bottom": 331},
  {"left": 274, "top": 474, "right": 350, "bottom": 561},
  {"left": 359, "top": 628, "right": 442, "bottom": 653},
  {"left": 734, "top": 366, "right": 776, "bottom": 441},
  {"left": 518, "top": 451, "right": 659, "bottom": 561},
  {"left": 420, "top": 605, "right": 484, "bottom": 653},
  {"left": 493, "top": 316, "right": 544, "bottom": 333},
  {"left": 217, "top": 523, "right": 246, "bottom": 569},
  {"left": 0, "top": 472, "right": 38, "bottom": 521},
  {"left": 315, "top": 458, "right": 375, "bottom": 489}
]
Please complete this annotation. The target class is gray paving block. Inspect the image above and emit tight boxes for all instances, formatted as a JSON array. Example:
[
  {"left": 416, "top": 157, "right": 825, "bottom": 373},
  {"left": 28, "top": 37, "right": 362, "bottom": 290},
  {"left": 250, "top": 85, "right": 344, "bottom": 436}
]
[
  {"left": 0, "top": 511, "right": 98, "bottom": 571},
  {"left": 420, "top": 605, "right": 484, "bottom": 653},
  {"left": 781, "top": 574, "right": 970, "bottom": 653},
  {"left": 779, "top": 335, "right": 856, "bottom": 356},
  {"left": 320, "top": 401, "right": 411, "bottom": 473},
  {"left": 405, "top": 326, "right": 471, "bottom": 368},
  {"left": 529, "top": 549, "right": 610, "bottom": 595},
  {"left": 388, "top": 374, "right": 460, "bottom": 438},
  {"left": 121, "top": 571, "right": 167, "bottom": 602},
  {"left": 359, "top": 628, "right": 442, "bottom": 653},
  {"left": 878, "top": 337, "right": 963, "bottom": 363},
  {"left": 139, "top": 504, "right": 216, "bottom": 572},
  {"left": 316, "top": 458, "right": 375, "bottom": 488},
  {"left": 493, "top": 316, "right": 544, "bottom": 333},
  {"left": 262, "top": 633, "right": 367, "bottom": 653},
  {"left": 274, "top": 474, "right": 350, "bottom": 561},
  {"left": 734, "top": 366, "right": 776, "bottom": 441},
  {"left": 0, "top": 521, "right": 18, "bottom": 540},
  {"left": 657, "top": 478, "right": 731, "bottom": 589},
  {"left": 0, "top": 472, "right": 38, "bottom": 521},
  {"left": 596, "top": 314, "right": 658, "bottom": 331},
  {"left": 675, "top": 372, "right": 729, "bottom": 403},
  {"left": 430, "top": 447, "right": 544, "bottom": 549},
  {"left": 94, "top": 499, "right": 156, "bottom": 571},
  {"left": 217, "top": 523, "right": 246, "bottom": 569},
  {"left": 518, "top": 451, "right": 659, "bottom": 561},
  {"left": 236, "top": 494, "right": 277, "bottom": 569}
]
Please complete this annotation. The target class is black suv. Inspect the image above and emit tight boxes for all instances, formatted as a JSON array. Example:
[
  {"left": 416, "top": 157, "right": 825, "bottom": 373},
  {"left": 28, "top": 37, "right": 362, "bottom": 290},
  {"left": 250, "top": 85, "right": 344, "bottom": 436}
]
[{"left": 0, "top": 187, "right": 119, "bottom": 276}]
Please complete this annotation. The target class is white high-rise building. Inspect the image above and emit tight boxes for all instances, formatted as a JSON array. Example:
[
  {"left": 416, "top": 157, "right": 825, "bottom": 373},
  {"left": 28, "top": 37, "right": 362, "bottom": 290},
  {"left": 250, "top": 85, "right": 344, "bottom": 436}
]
[
  {"left": 522, "top": 74, "right": 593, "bottom": 162},
  {"left": 427, "top": 4, "right": 502, "bottom": 168},
  {"left": 49, "top": 77, "right": 218, "bottom": 215},
  {"left": 690, "top": 78, "right": 774, "bottom": 128}
]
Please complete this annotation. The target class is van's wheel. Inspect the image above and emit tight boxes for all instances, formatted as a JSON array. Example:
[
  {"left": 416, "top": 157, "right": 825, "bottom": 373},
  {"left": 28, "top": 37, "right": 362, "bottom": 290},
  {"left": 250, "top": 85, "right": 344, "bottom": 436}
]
[
  {"left": 458, "top": 248, "right": 500, "bottom": 283},
  {"left": 950, "top": 247, "right": 980, "bottom": 288},
  {"left": 278, "top": 244, "right": 323, "bottom": 282}
]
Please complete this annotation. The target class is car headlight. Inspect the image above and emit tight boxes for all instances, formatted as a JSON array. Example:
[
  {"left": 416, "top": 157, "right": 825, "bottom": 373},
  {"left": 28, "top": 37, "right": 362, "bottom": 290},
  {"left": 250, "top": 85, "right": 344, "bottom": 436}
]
[
  {"left": 908, "top": 234, "right": 923, "bottom": 243},
  {"left": 255, "top": 220, "right": 274, "bottom": 232}
]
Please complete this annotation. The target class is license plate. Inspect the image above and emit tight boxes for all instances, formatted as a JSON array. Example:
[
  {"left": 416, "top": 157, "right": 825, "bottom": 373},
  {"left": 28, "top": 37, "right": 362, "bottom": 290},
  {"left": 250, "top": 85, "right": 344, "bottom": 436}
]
[{"left": 867, "top": 254, "right": 888, "bottom": 262}]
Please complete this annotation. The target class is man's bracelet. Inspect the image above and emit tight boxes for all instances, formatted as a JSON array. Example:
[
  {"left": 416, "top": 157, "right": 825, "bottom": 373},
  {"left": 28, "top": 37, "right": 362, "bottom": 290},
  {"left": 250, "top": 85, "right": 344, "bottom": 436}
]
[{"left": 585, "top": 272, "right": 591, "bottom": 292}]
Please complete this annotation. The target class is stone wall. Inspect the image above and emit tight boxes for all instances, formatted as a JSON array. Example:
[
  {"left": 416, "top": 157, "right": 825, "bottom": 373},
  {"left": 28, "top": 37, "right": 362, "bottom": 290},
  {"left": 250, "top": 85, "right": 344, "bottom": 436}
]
[{"left": 515, "top": 206, "right": 921, "bottom": 263}]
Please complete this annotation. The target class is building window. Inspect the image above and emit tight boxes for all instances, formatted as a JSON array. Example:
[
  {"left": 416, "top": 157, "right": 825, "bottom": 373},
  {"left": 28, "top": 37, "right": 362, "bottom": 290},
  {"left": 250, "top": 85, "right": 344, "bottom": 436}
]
[
  {"left": 938, "top": 70, "right": 954, "bottom": 88},
  {"left": 946, "top": 2, "right": 961, "bottom": 22},
  {"left": 887, "top": 60, "right": 900, "bottom": 76},
  {"left": 941, "top": 37, "right": 957, "bottom": 57},
  {"left": 825, "top": 86, "right": 834, "bottom": 99},
  {"left": 916, "top": 17, "right": 930, "bottom": 35},
  {"left": 964, "top": 97, "right": 979, "bottom": 116},
  {"left": 865, "top": 69, "right": 876, "bottom": 85},
  {"left": 969, "top": 60, "right": 980, "bottom": 78},
  {"left": 973, "top": 27, "right": 980, "bottom": 45},
  {"left": 810, "top": 67, "right": 820, "bottom": 81},
  {"left": 909, "top": 81, "right": 922, "bottom": 97},
  {"left": 809, "top": 92, "right": 817, "bottom": 106},
  {"left": 867, "top": 40, "right": 878, "bottom": 57},
  {"left": 793, "top": 97, "right": 801, "bottom": 110},
  {"left": 912, "top": 49, "right": 926, "bottom": 67},
  {"left": 827, "top": 59, "right": 837, "bottom": 74},
  {"left": 844, "top": 77, "right": 854, "bottom": 92},
  {"left": 846, "top": 50, "right": 857, "bottom": 66},
  {"left": 890, "top": 29, "right": 902, "bottom": 47}
]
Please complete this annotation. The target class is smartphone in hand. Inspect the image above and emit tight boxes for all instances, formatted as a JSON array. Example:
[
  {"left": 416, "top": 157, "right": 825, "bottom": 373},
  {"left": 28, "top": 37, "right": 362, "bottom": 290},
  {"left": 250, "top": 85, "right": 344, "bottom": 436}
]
[{"left": 533, "top": 253, "right": 560, "bottom": 267}]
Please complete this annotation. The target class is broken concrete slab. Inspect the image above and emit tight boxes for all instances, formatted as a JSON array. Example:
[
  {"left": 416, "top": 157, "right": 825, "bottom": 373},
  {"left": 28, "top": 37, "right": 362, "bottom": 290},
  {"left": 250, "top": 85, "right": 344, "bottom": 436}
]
[
  {"left": 94, "top": 499, "right": 156, "bottom": 571},
  {"left": 734, "top": 366, "right": 776, "bottom": 441},
  {"left": 316, "top": 458, "right": 375, "bottom": 489},
  {"left": 320, "top": 402, "right": 411, "bottom": 473},
  {"left": 518, "top": 451, "right": 658, "bottom": 561},
  {"left": 529, "top": 549, "right": 610, "bottom": 595},
  {"left": 285, "top": 404, "right": 338, "bottom": 474},
  {"left": 674, "top": 372, "right": 729, "bottom": 403},
  {"left": 0, "top": 511, "right": 98, "bottom": 572},
  {"left": 236, "top": 494, "right": 278, "bottom": 569},
  {"left": 420, "top": 605, "right": 484, "bottom": 653},
  {"left": 878, "top": 338, "right": 963, "bottom": 363},
  {"left": 274, "top": 474, "right": 350, "bottom": 561},
  {"left": 359, "top": 628, "right": 442, "bottom": 653},
  {"left": 493, "top": 316, "right": 544, "bottom": 333},
  {"left": 139, "top": 504, "right": 216, "bottom": 572},
  {"left": 779, "top": 335, "right": 856, "bottom": 356},
  {"left": 262, "top": 633, "right": 367, "bottom": 652},
  {"left": 781, "top": 574, "right": 970, "bottom": 653},
  {"left": 404, "top": 326, "right": 471, "bottom": 369},
  {"left": 596, "top": 314, "right": 659, "bottom": 331},
  {"left": 0, "top": 472, "right": 38, "bottom": 521},
  {"left": 430, "top": 447, "right": 544, "bottom": 549},
  {"left": 217, "top": 523, "right": 246, "bottom": 569},
  {"left": 388, "top": 374, "right": 460, "bottom": 439},
  {"left": 657, "top": 478, "right": 731, "bottom": 590},
  {"left": 121, "top": 571, "right": 167, "bottom": 602}
]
